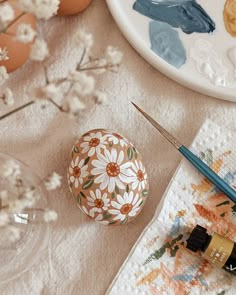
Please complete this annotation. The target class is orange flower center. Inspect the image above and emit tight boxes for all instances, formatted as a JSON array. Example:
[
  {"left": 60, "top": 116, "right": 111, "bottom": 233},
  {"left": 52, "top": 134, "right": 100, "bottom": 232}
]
[
  {"left": 112, "top": 133, "right": 123, "bottom": 140},
  {"left": 73, "top": 167, "right": 81, "bottom": 177},
  {"left": 94, "top": 199, "right": 104, "bottom": 208},
  {"left": 137, "top": 170, "right": 144, "bottom": 182},
  {"left": 106, "top": 162, "right": 120, "bottom": 177},
  {"left": 89, "top": 138, "right": 100, "bottom": 147},
  {"left": 120, "top": 204, "right": 133, "bottom": 215}
]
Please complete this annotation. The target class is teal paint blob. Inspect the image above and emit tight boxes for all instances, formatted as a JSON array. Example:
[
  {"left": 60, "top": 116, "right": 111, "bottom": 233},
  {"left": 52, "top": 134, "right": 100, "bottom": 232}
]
[
  {"left": 133, "top": 0, "right": 215, "bottom": 34},
  {"left": 149, "top": 21, "right": 186, "bottom": 68}
]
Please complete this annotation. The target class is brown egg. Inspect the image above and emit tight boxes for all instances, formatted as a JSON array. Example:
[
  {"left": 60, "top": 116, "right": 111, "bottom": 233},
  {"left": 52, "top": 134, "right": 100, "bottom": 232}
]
[
  {"left": 0, "top": 1, "right": 36, "bottom": 73},
  {"left": 58, "top": 0, "right": 92, "bottom": 16}
]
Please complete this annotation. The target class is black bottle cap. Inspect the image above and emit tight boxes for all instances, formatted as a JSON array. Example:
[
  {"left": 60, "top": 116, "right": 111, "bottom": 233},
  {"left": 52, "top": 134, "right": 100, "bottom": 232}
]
[{"left": 186, "top": 225, "right": 210, "bottom": 253}]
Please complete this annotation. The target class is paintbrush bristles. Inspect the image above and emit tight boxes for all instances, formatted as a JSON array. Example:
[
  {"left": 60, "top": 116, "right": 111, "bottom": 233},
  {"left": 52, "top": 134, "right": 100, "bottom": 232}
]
[{"left": 131, "top": 102, "right": 182, "bottom": 150}]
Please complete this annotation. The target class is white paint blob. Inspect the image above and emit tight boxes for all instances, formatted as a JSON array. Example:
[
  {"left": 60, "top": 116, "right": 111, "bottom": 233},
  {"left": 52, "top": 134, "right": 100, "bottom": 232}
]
[{"left": 190, "top": 39, "right": 230, "bottom": 87}]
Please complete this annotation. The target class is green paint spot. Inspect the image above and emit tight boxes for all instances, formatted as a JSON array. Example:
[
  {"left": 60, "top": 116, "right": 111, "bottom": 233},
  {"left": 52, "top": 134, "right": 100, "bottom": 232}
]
[
  {"left": 121, "top": 216, "right": 128, "bottom": 225},
  {"left": 142, "top": 189, "right": 148, "bottom": 197},
  {"left": 80, "top": 191, "right": 86, "bottom": 198},
  {"left": 216, "top": 200, "right": 230, "bottom": 207},
  {"left": 127, "top": 147, "right": 133, "bottom": 160},
  {"left": 84, "top": 157, "right": 90, "bottom": 165},
  {"left": 74, "top": 146, "right": 79, "bottom": 153},
  {"left": 82, "top": 179, "right": 94, "bottom": 190},
  {"left": 103, "top": 212, "right": 112, "bottom": 220},
  {"left": 77, "top": 195, "right": 81, "bottom": 205},
  {"left": 115, "top": 186, "right": 119, "bottom": 194}
]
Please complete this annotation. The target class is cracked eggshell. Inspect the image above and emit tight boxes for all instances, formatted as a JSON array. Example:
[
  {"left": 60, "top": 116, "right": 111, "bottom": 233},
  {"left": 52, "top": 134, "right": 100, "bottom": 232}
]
[
  {"left": 58, "top": 0, "right": 92, "bottom": 16},
  {"left": 0, "top": 1, "right": 36, "bottom": 73},
  {"left": 67, "top": 129, "right": 149, "bottom": 226}
]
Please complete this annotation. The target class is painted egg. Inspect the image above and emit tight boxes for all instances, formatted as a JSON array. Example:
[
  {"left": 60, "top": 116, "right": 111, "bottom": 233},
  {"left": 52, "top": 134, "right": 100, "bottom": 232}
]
[
  {"left": 0, "top": 1, "right": 36, "bottom": 73},
  {"left": 58, "top": 0, "right": 92, "bottom": 16},
  {"left": 67, "top": 129, "right": 149, "bottom": 225}
]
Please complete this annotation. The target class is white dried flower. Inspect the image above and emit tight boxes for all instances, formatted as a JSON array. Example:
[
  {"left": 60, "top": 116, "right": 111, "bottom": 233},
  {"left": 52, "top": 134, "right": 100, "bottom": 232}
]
[
  {"left": 0, "top": 66, "right": 9, "bottom": 84},
  {"left": 45, "top": 172, "right": 62, "bottom": 191},
  {"left": 73, "top": 30, "right": 94, "bottom": 50},
  {"left": 94, "top": 90, "right": 107, "bottom": 104},
  {"left": 0, "top": 3, "right": 14, "bottom": 30},
  {"left": 63, "top": 96, "right": 86, "bottom": 117},
  {"left": 30, "top": 39, "right": 49, "bottom": 61},
  {"left": 1, "top": 88, "right": 14, "bottom": 106},
  {"left": 17, "top": 0, "right": 60, "bottom": 20},
  {"left": 32, "top": 83, "right": 62, "bottom": 102},
  {"left": 0, "top": 47, "right": 9, "bottom": 61},
  {"left": 70, "top": 72, "right": 95, "bottom": 96},
  {"left": 1, "top": 160, "right": 21, "bottom": 179},
  {"left": 105, "top": 46, "right": 123, "bottom": 65},
  {"left": 0, "top": 212, "right": 9, "bottom": 227},
  {"left": 15, "top": 23, "right": 36, "bottom": 44},
  {"left": 43, "top": 210, "right": 58, "bottom": 222}
]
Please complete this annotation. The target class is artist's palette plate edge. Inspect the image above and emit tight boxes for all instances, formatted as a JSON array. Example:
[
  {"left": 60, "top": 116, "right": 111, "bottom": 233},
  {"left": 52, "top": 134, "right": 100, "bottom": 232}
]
[{"left": 106, "top": 0, "right": 236, "bottom": 103}]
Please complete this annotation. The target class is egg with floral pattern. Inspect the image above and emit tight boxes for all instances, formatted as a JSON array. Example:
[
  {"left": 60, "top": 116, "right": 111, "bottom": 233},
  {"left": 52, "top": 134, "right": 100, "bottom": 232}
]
[{"left": 67, "top": 129, "right": 149, "bottom": 225}]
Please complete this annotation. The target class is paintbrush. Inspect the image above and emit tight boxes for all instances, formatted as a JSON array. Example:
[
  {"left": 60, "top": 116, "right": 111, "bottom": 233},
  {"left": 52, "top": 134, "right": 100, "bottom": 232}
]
[{"left": 132, "top": 102, "right": 236, "bottom": 203}]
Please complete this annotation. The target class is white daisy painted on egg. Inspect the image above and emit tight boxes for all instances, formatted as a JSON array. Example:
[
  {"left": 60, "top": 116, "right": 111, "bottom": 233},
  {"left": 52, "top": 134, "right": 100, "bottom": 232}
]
[
  {"left": 130, "top": 160, "right": 148, "bottom": 191},
  {"left": 109, "top": 192, "right": 142, "bottom": 222},
  {"left": 69, "top": 156, "right": 88, "bottom": 188},
  {"left": 80, "top": 131, "right": 107, "bottom": 156},
  {"left": 87, "top": 189, "right": 110, "bottom": 212},
  {"left": 105, "top": 132, "right": 128, "bottom": 147},
  {"left": 91, "top": 148, "right": 132, "bottom": 193},
  {"left": 95, "top": 214, "right": 109, "bottom": 225},
  {"left": 81, "top": 206, "right": 97, "bottom": 218}
]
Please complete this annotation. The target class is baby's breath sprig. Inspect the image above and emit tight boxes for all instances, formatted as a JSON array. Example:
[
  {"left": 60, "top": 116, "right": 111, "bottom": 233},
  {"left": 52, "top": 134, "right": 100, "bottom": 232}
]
[{"left": 0, "top": 29, "right": 123, "bottom": 120}]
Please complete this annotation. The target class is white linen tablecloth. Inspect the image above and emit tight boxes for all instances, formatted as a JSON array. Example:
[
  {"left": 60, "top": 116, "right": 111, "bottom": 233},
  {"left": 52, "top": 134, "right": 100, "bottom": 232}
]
[{"left": 0, "top": 1, "right": 236, "bottom": 294}]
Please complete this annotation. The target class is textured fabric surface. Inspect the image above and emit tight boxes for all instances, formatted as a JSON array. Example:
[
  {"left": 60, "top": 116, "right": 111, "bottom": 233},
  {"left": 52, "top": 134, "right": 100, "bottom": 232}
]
[
  {"left": 0, "top": 1, "right": 236, "bottom": 294},
  {"left": 107, "top": 120, "right": 236, "bottom": 295}
]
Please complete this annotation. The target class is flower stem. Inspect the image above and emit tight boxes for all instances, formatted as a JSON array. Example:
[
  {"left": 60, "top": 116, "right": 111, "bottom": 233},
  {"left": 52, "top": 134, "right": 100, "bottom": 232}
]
[
  {"left": 0, "top": 101, "right": 35, "bottom": 121},
  {"left": 77, "top": 48, "right": 87, "bottom": 67},
  {"left": 48, "top": 98, "right": 66, "bottom": 112}
]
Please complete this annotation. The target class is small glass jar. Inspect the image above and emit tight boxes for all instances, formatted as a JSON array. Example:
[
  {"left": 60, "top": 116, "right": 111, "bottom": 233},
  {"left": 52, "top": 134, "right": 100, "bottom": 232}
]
[{"left": 0, "top": 153, "right": 50, "bottom": 284}]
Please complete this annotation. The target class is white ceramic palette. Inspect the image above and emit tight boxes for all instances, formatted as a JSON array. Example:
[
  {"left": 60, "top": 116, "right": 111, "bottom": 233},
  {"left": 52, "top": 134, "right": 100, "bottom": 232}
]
[{"left": 106, "top": 0, "right": 236, "bottom": 102}]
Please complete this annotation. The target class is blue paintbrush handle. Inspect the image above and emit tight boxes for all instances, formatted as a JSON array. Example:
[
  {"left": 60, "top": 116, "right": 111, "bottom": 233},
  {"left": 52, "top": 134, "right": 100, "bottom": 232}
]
[{"left": 179, "top": 145, "right": 236, "bottom": 203}]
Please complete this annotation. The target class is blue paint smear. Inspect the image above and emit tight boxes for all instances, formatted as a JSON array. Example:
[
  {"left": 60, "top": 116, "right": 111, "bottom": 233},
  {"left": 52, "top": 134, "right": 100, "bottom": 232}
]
[
  {"left": 149, "top": 21, "right": 186, "bottom": 68},
  {"left": 133, "top": 0, "right": 215, "bottom": 34}
]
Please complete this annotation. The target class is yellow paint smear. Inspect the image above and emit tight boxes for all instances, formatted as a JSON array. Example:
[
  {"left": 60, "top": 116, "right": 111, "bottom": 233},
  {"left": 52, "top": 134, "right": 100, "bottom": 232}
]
[
  {"left": 224, "top": 0, "right": 236, "bottom": 37},
  {"left": 136, "top": 269, "right": 160, "bottom": 286}
]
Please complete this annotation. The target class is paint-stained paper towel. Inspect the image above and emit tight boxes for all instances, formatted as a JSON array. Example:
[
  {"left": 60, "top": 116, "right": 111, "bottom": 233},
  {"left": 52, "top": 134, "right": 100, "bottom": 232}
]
[{"left": 107, "top": 120, "right": 236, "bottom": 295}]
